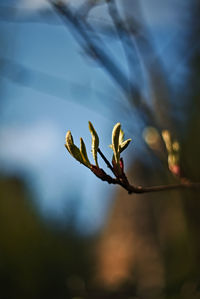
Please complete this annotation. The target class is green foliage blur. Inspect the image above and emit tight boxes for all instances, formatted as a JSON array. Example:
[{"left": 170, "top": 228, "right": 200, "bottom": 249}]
[{"left": 0, "top": 176, "right": 92, "bottom": 299}]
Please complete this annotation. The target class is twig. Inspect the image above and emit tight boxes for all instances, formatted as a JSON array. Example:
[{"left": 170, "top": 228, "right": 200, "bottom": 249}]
[
  {"left": 97, "top": 148, "right": 115, "bottom": 174},
  {"left": 97, "top": 147, "right": 200, "bottom": 194},
  {"left": 127, "top": 181, "right": 200, "bottom": 194}
]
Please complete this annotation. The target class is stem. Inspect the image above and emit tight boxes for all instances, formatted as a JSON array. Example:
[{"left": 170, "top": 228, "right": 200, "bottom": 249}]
[
  {"left": 127, "top": 182, "right": 200, "bottom": 194},
  {"left": 97, "top": 148, "right": 115, "bottom": 174},
  {"left": 97, "top": 147, "right": 200, "bottom": 194}
]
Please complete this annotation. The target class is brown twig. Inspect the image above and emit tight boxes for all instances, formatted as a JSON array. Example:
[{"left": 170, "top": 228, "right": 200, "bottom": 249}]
[{"left": 97, "top": 148, "right": 200, "bottom": 194}]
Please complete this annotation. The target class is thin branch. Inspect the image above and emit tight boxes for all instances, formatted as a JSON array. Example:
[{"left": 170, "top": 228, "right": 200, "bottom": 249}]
[
  {"left": 97, "top": 147, "right": 200, "bottom": 194},
  {"left": 127, "top": 181, "right": 200, "bottom": 194},
  {"left": 97, "top": 148, "right": 115, "bottom": 174},
  {"left": 50, "top": 0, "right": 131, "bottom": 94},
  {"left": 106, "top": 0, "right": 134, "bottom": 93},
  {"left": 49, "top": 1, "right": 160, "bottom": 129}
]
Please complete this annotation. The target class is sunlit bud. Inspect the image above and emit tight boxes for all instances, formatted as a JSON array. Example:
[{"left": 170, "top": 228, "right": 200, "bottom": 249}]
[
  {"left": 143, "top": 126, "right": 160, "bottom": 150},
  {"left": 80, "top": 138, "right": 91, "bottom": 168},
  {"left": 88, "top": 121, "right": 99, "bottom": 167},
  {"left": 112, "top": 122, "right": 121, "bottom": 164}
]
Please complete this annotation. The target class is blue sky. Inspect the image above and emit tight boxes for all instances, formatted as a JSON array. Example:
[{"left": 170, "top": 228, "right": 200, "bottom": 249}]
[
  {"left": 0, "top": 3, "right": 122, "bottom": 234},
  {"left": 0, "top": 0, "right": 191, "bottom": 234}
]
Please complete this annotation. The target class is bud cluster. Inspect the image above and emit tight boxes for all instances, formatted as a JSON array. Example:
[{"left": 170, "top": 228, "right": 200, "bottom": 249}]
[{"left": 65, "top": 121, "right": 132, "bottom": 184}]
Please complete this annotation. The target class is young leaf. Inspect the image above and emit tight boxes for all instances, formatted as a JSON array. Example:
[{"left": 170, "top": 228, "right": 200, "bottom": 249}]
[
  {"left": 112, "top": 122, "right": 121, "bottom": 164},
  {"left": 65, "top": 131, "right": 74, "bottom": 154},
  {"left": 162, "top": 130, "right": 172, "bottom": 152},
  {"left": 88, "top": 121, "right": 99, "bottom": 167},
  {"left": 119, "top": 128, "right": 124, "bottom": 145},
  {"left": 65, "top": 131, "right": 85, "bottom": 165},
  {"left": 119, "top": 138, "right": 132, "bottom": 153},
  {"left": 80, "top": 138, "right": 91, "bottom": 168}
]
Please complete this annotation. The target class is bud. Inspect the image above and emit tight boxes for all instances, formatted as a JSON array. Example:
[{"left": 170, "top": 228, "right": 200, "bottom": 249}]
[
  {"left": 65, "top": 131, "right": 90, "bottom": 168},
  {"left": 80, "top": 138, "right": 91, "bottom": 168},
  {"left": 88, "top": 121, "right": 99, "bottom": 167},
  {"left": 112, "top": 122, "right": 121, "bottom": 164},
  {"left": 119, "top": 139, "right": 132, "bottom": 153},
  {"left": 169, "top": 164, "right": 181, "bottom": 177},
  {"left": 162, "top": 130, "right": 181, "bottom": 177},
  {"left": 119, "top": 158, "right": 124, "bottom": 172}
]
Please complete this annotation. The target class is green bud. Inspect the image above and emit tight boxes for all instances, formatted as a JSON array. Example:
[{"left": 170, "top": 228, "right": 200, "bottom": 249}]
[
  {"left": 112, "top": 122, "right": 121, "bottom": 164},
  {"left": 119, "top": 128, "right": 124, "bottom": 145},
  {"left": 162, "top": 130, "right": 172, "bottom": 152},
  {"left": 65, "top": 131, "right": 74, "bottom": 155},
  {"left": 88, "top": 121, "right": 99, "bottom": 167},
  {"left": 80, "top": 138, "right": 91, "bottom": 168},
  {"left": 65, "top": 131, "right": 86, "bottom": 166},
  {"left": 119, "top": 138, "right": 132, "bottom": 153}
]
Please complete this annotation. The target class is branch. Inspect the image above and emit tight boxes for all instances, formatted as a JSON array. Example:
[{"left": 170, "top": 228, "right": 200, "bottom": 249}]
[
  {"left": 97, "top": 147, "right": 200, "bottom": 194},
  {"left": 106, "top": 0, "right": 134, "bottom": 93},
  {"left": 65, "top": 122, "right": 200, "bottom": 195},
  {"left": 50, "top": 0, "right": 131, "bottom": 94},
  {"left": 49, "top": 1, "right": 159, "bottom": 129}
]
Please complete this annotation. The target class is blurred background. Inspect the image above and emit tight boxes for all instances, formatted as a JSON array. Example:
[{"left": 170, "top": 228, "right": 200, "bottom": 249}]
[{"left": 0, "top": 0, "right": 200, "bottom": 298}]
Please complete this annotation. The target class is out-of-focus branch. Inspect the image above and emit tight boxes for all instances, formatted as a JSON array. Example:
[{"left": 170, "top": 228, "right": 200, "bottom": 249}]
[
  {"left": 123, "top": 0, "right": 174, "bottom": 130},
  {"left": 0, "top": 57, "right": 123, "bottom": 115},
  {"left": 106, "top": 0, "right": 135, "bottom": 92},
  {"left": 105, "top": 0, "right": 160, "bottom": 127},
  {"left": 49, "top": 1, "right": 160, "bottom": 129},
  {"left": 50, "top": 0, "right": 131, "bottom": 94}
]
